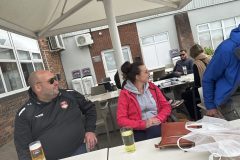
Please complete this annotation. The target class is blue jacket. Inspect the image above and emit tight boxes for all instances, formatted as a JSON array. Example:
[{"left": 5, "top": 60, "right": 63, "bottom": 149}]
[{"left": 202, "top": 25, "right": 240, "bottom": 109}]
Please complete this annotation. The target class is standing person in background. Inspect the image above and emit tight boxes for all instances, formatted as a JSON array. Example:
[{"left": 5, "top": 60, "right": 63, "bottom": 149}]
[
  {"left": 14, "top": 70, "right": 97, "bottom": 160},
  {"left": 182, "top": 44, "right": 211, "bottom": 120},
  {"left": 190, "top": 44, "right": 211, "bottom": 88},
  {"left": 117, "top": 61, "right": 171, "bottom": 142},
  {"left": 202, "top": 25, "right": 240, "bottom": 120}
]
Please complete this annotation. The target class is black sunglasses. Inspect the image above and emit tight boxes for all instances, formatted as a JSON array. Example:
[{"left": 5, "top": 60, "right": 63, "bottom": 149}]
[
  {"left": 180, "top": 54, "right": 185, "bottom": 56},
  {"left": 36, "top": 76, "right": 57, "bottom": 85},
  {"left": 47, "top": 76, "right": 58, "bottom": 84}
]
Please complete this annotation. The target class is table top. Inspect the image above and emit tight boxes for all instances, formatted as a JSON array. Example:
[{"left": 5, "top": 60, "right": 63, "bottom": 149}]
[
  {"left": 153, "top": 74, "right": 194, "bottom": 89},
  {"left": 108, "top": 137, "right": 209, "bottom": 160},
  {"left": 86, "top": 90, "right": 120, "bottom": 102},
  {"left": 62, "top": 120, "right": 240, "bottom": 160},
  {"left": 61, "top": 148, "right": 108, "bottom": 160}
]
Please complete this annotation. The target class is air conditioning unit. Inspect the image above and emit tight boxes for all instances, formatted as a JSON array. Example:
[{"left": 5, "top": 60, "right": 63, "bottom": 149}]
[
  {"left": 75, "top": 33, "right": 93, "bottom": 47},
  {"left": 48, "top": 35, "right": 65, "bottom": 51}
]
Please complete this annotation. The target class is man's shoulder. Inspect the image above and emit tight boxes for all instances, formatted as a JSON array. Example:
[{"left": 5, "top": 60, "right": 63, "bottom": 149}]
[
  {"left": 60, "top": 89, "right": 80, "bottom": 97},
  {"left": 16, "top": 100, "right": 35, "bottom": 119},
  {"left": 186, "top": 58, "right": 194, "bottom": 62},
  {"left": 60, "top": 89, "right": 75, "bottom": 94},
  {"left": 60, "top": 89, "right": 85, "bottom": 102}
]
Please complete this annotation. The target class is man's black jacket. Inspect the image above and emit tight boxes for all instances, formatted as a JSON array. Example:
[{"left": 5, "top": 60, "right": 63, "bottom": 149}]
[{"left": 14, "top": 89, "right": 96, "bottom": 160}]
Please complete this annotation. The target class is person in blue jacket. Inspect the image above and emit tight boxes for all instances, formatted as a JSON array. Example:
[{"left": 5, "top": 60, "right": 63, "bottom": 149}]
[{"left": 202, "top": 24, "right": 240, "bottom": 120}]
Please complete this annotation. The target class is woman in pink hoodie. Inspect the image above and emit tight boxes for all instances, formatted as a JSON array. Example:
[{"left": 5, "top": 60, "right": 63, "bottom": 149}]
[{"left": 117, "top": 61, "right": 171, "bottom": 141}]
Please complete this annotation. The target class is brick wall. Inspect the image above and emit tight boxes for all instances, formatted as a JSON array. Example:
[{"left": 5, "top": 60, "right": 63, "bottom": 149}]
[
  {"left": 89, "top": 23, "right": 142, "bottom": 83},
  {"left": 0, "top": 91, "right": 28, "bottom": 147},
  {"left": 0, "top": 38, "right": 68, "bottom": 147}
]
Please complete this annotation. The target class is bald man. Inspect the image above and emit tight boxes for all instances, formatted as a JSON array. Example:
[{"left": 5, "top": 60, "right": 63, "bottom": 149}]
[{"left": 14, "top": 70, "right": 97, "bottom": 160}]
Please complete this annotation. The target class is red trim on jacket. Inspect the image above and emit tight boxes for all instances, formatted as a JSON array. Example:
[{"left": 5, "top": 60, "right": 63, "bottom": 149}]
[{"left": 117, "top": 82, "right": 171, "bottom": 130}]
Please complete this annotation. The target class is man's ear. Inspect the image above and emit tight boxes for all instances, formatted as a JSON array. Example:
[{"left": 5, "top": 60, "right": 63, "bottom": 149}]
[
  {"left": 33, "top": 84, "right": 41, "bottom": 93},
  {"left": 235, "top": 47, "right": 240, "bottom": 60}
]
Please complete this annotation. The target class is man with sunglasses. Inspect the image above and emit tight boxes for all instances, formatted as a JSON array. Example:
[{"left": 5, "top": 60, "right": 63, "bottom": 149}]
[
  {"left": 14, "top": 70, "right": 97, "bottom": 160},
  {"left": 172, "top": 49, "right": 194, "bottom": 76},
  {"left": 160, "top": 49, "right": 193, "bottom": 80}
]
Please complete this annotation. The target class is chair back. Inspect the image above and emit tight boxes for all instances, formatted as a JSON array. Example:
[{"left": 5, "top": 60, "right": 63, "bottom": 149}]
[
  {"left": 198, "top": 87, "right": 204, "bottom": 105},
  {"left": 94, "top": 101, "right": 108, "bottom": 121},
  {"left": 91, "top": 85, "right": 106, "bottom": 96},
  {"left": 94, "top": 101, "right": 111, "bottom": 146}
]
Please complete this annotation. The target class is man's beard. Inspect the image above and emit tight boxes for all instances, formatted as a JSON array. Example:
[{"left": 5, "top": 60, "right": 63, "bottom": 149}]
[{"left": 51, "top": 87, "right": 59, "bottom": 98}]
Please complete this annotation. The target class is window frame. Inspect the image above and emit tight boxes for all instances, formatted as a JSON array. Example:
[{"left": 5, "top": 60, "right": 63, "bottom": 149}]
[
  {"left": 0, "top": 31, "right": 45, "bottom": 98},
  {"left": 197, "top": 16, "right": 240, "bottom": 50},
  {"left": 101, "top": 46, "right": 133, "bottom": 83}
]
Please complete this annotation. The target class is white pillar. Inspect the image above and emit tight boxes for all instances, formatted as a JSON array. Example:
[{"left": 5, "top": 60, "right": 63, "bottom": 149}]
[{"left": 102, "top": 0, "right": 124, "bottom": 84}]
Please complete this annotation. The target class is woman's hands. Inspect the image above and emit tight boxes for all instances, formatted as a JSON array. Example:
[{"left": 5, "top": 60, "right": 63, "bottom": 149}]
[{"left": 146, "top": 117, "right": 161, "bottom": 128}]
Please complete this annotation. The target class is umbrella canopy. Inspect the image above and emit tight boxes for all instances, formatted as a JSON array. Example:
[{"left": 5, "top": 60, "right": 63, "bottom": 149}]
[{"left": 0, "top": 0, "right": 191, "bottom": 38}]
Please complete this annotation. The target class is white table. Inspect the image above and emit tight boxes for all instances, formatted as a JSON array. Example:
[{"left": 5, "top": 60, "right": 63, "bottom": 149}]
[
  {"left": 61, "top": 148, "right": 108, "bottom": 160},
  {"left": 108, "top": 137, "right": 209, "bottom": 160},
  {"left": 153, "top": 74, "right": 194, "bottom": 89},
  {"left": 87, "top": 90, "right": 120, "bottom": 102}
]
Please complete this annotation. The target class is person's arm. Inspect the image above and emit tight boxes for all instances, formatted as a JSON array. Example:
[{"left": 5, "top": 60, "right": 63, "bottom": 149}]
[
  {"left": 73, "top": 91, "right": 97, "bottom": 150},
  {"left": 173, "top": 61, "right": 183, "bottom": 75},
  {"left": 14, "top": 108, "right": 33, "bottom": 160},
  {"left": 202, "top": 45, "right": 229, "bottom": 110},
  {"left": 74, "top": 91, "right": 96, "bottom": 133},
  {"left": 154, "top": 86, "right": 172, "bottom": 122},
  {"left": 193, "top": 64, "right": 201, "bottom": 88},
  {"left": 117, "top": 91, "right": 146, "bottom": 130}
]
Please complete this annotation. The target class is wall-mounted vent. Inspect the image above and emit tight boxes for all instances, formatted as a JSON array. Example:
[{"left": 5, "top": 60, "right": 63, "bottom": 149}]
[
  {"left": 75, "top": 33, "right": 94, "bottom": 47},
  {"left": 48, "top": 35, "right": 65, "bottom": 51}
]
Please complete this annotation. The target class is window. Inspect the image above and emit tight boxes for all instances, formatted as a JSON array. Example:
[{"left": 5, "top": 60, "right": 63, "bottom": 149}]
[
  {"left": 0, "top": 30, "right": 45, "bottom": 97},
  {"left": 101, "top": 46, "right": 132, "bottom": 83},
  {"left": 0, "top": 48, "right": 15, "bottom": 59},
  {"left": 0, "top": 62, "right": 23, "bottom": 92},
  {"left": 0, "top": 75, "right": 5, "bottom": 94},
  {"left": 18, "top": 50, "right": 31, "bottom": 60},
  {"left": 34, "top": 63, "right": 44, "bottom": 71},
  {"left": 32, "top": 52, "right": 41, "bottom": 59},
  {"left": 197, "top": 16, "right": 240, "bottom": 50},
  {"left": 141, "top": 32, "right": 171, "bottom": 70},
  {"left": 20, "top": 63, "right": 34, "bottom": 86},
  {"left": 0, "top": 29, "right": 11, "bottom": 47}
]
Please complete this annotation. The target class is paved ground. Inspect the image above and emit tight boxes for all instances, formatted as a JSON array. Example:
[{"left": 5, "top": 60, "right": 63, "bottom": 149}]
[{"left": 0, "top": 140, "right": 18, "bottom": 160}]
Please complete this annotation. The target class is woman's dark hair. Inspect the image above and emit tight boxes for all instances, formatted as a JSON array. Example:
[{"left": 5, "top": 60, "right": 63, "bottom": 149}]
[
  {"left": 190, "top": 44, "right": 204, "bottom": 59},
  {"left": 121, "top": 61, "right": 144, "bottom": 83}
]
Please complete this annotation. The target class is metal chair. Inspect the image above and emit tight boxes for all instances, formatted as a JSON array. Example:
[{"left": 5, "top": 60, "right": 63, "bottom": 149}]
[{"left": 94, "top": 101, "right": 111, "bottom": 147}]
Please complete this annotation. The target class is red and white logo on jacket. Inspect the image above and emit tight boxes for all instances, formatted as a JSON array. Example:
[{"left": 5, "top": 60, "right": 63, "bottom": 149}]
[{"left": 60, "top": 101, "right": 68, "bottom": 109}]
